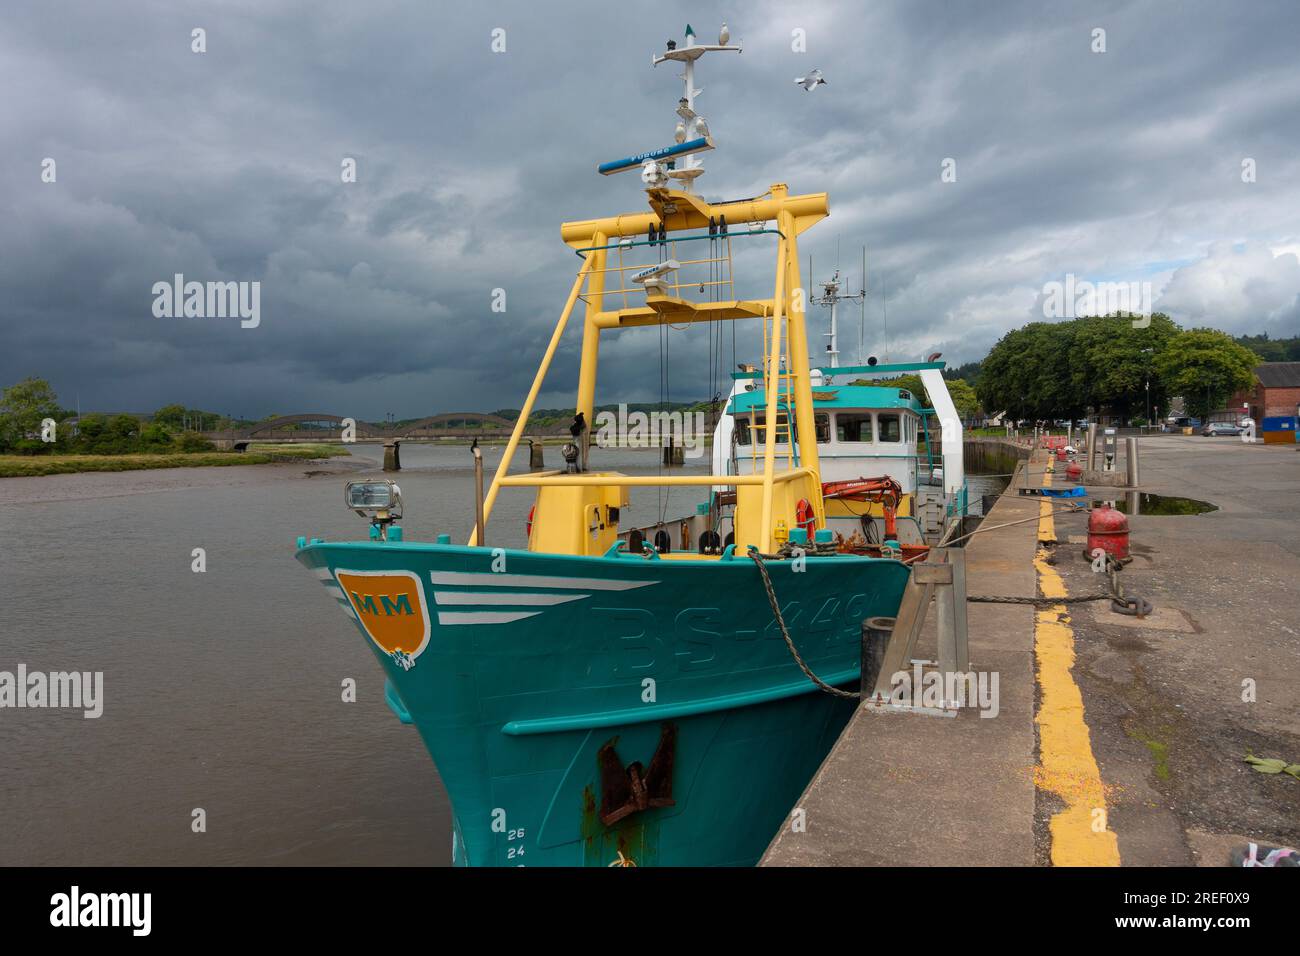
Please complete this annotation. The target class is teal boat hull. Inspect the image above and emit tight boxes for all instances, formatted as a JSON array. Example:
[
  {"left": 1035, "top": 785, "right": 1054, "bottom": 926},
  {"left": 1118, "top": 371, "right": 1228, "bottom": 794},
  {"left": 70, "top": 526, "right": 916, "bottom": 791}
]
[{"left": 295, "top": 541, "right": 909, "bottom": 866}]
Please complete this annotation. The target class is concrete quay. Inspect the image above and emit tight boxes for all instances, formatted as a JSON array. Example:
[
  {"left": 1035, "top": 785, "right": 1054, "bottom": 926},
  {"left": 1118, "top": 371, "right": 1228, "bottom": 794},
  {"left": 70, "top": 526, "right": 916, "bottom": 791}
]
[{"left": 763, "top": 435, "right": 1299, "bottom": 866}]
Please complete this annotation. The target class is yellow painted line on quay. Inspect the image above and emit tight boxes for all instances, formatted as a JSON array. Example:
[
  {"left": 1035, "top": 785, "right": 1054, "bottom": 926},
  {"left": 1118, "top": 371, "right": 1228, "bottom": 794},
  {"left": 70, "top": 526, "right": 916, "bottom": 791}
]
[{"left": 1032, "top": 458, "right": 1120, "bottom": 866}]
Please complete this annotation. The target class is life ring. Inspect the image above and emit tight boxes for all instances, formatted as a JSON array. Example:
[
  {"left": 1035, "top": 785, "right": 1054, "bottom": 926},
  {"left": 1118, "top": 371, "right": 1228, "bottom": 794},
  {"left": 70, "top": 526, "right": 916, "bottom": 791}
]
[
  {"left": 526, "top": 505, "right": 535, "bottom": 538},
  {"left": 795, "top": 498, "right": 815, "bottom": 535}
]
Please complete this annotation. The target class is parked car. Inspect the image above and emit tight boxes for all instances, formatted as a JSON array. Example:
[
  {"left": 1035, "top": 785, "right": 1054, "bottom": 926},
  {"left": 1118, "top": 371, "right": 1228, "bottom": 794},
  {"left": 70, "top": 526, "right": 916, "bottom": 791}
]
[{"left": 1201, "top": 422, "right": 1243, "bottom": 436}]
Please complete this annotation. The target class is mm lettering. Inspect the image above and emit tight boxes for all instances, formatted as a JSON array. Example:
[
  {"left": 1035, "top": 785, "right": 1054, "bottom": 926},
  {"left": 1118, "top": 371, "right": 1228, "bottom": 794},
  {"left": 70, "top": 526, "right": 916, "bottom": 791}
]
[
  {"left": 350, "top": 592, "right": 414, "bottom": 616},
  {"left": 381, "top": 594, "right": 414, "bottom": 616},
  {"left": 335, "top": 569, "right": 431, "bottom": 662}
]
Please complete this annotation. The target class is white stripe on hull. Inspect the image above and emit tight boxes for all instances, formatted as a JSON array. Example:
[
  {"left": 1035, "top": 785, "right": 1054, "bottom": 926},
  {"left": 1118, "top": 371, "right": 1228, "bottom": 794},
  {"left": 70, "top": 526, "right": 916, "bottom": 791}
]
[
  {"left": 428, "top": 572, "right": 657, "bottom": 591},
  {"left": 433, "top": 591, "right": 590, "bottom": 606},
  {"left": 437, "top": 610, "right": 541, "bottom": 625}
]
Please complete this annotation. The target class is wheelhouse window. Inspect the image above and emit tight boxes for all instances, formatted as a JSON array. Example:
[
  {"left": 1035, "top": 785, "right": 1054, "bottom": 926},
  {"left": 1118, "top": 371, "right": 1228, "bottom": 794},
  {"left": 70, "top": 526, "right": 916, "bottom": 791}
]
[
  {"left": 877, "top": 413, "right": 902, "bottom": 442},
  {"left": 735, "top": 412, "right": 797, "bottom": 446},
  {"left": 814, "top": 413, "right": 831, "bottom": 443},
  {"left": 836, "top": 413, "right": 873, "bottom": 443},
  {"left": 734, "top": 415, "right": 752, "bottom": 446}
]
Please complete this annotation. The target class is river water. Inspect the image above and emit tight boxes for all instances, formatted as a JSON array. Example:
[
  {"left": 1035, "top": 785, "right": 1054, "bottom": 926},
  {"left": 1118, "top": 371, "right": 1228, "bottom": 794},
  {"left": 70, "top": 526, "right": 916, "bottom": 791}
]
[{"left": 0, "top": 443, "right": 1005, "bottom": 865}]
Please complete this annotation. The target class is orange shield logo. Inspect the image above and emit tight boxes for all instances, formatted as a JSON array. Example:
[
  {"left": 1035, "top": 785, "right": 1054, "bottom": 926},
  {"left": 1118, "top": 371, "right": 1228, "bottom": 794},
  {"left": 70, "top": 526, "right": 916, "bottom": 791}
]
[{"left": 335, "top": 570, "right": 431, "bottom": 667}]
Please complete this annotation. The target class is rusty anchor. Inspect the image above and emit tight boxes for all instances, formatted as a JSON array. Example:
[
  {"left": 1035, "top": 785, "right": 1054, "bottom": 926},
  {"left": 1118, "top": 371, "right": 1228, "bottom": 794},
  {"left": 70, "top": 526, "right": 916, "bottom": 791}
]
[{"left": 597, "top": 723, "right": 677, "bottom": 827}]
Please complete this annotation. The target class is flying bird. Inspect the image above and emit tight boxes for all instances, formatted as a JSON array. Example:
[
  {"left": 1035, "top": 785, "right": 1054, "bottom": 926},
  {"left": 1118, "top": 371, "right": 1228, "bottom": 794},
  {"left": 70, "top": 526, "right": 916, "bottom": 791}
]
[
  {"left": 795, "top": 69, "right": 826, "bottom": 91},
  {"left": 719, "top": 22, "right": 730, "bottom": 45}
]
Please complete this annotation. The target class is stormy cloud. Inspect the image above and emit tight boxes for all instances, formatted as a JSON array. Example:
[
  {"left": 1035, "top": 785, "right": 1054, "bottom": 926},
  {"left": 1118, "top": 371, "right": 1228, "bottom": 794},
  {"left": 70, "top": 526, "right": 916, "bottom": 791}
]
[{"left": 2, "top": 0, "right": 1298, "bottom": 419}]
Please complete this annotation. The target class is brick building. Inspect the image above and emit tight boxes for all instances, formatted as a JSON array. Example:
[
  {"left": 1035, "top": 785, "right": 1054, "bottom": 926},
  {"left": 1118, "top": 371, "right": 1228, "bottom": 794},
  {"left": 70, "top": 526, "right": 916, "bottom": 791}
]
[{"left": 1233, "top": 362, "right": 1300, "bottom": 443}]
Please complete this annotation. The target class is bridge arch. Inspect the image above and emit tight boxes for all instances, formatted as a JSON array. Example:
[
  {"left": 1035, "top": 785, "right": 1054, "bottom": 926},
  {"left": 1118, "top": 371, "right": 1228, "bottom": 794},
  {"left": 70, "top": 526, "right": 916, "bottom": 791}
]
[{"left": 242, "top": 414, "right": 382, "bottom": 439}]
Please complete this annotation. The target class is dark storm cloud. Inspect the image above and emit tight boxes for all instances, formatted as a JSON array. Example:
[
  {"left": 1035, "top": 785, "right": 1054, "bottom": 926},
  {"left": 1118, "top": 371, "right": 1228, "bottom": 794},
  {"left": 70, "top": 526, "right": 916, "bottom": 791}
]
[{"left": 2, "top": 0, "right": 1298, "bottom": 419}]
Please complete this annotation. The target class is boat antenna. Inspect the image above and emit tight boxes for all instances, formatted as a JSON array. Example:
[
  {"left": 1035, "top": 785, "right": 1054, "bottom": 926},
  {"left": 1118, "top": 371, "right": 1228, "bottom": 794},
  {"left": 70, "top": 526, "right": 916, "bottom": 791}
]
[
  {"left": 881, "top": 270, "right": 890, "bottom": 363},
  {"left": 641, "top": 23, "right": 743, "bottom": 192},
  {"left": 814, "top": 254, "right": 866, "bottom": 371},
  {"left": 859, "top": 246, "right": 867, "bottom": 366}
]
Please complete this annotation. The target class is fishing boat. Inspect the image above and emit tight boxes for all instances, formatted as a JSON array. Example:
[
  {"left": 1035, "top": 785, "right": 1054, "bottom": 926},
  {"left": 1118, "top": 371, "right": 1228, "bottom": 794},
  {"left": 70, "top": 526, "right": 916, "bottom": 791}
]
[{"left": 294, "top": 24, "right": 962, "bottom": 867}]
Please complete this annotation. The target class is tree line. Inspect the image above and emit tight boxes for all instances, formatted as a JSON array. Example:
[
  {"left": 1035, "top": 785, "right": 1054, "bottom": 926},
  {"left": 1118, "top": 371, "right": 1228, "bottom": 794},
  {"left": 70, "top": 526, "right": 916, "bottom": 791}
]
[
  {"left": 0, "top": 379, "right": 218, "bottom": 456},
  {"left": 974, "top": 314, "right": 1259, "bottom": 422}
]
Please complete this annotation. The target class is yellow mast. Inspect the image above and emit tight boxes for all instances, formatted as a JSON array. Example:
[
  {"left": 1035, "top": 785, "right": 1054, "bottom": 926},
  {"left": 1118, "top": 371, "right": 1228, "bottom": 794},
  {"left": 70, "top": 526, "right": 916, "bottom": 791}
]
[{"left": 472, "top": 186, "right": 828, "bottom": 555}]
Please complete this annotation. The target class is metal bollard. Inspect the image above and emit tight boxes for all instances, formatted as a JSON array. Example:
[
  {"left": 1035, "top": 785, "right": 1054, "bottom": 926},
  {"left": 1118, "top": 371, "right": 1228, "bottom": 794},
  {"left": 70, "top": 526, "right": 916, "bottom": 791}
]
[
  {"left": 1086, "top": 423, "right": 1098, "bottom": 471},
  {"left": 1125, "top": 436, "right": 1140, "bottom": 487},
  {"left": 861, "top": 616, "right": 896, "bottom": 700}
]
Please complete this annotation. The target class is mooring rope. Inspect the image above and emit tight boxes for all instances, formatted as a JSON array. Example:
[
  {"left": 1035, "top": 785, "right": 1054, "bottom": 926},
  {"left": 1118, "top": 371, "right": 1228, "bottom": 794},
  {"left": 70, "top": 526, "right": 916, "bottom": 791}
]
[{"left": 748, "top": 547, "right": 860, "bottom": 699}]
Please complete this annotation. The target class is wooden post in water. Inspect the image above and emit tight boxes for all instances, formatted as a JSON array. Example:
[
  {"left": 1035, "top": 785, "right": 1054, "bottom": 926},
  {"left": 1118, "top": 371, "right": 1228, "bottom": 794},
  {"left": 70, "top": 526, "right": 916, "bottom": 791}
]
[{"left": 383, "top": 440, "right": 401, "bottom": 472}]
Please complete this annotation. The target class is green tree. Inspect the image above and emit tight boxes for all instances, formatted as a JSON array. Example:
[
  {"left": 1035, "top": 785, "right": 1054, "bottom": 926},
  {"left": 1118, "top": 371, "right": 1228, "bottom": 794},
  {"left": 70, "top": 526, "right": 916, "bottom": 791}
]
[
  {"left": 1155, "top": 328, "right": 1258, "bottom": 419},
  {"left": 977, "top": 322, "right": 1080, "bottom": 421},
  {"left": 976, "top": 313, "right": 1183, "bottom": 422},
  {"left": 153, "top": 404, "right": 186, "bottom": 428},
  {"left": 1236, "top": 333, "right": 1300, "bottom": 363},
  {"left": 1068, "top": 313, "right": 1178, "bottom": 421},
  {"left": 0, "top": 377, "right": 64, "bottom": 451},
  {"left": 945, "top": 378, "right": 981, "bottom": 420},
  {"left": 140, "top": 423, "right": 173, "bottom": 448}
]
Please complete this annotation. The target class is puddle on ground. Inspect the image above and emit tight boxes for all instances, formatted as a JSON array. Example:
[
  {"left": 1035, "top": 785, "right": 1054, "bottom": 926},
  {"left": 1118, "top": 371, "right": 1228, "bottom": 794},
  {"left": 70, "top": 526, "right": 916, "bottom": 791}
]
[{"left": 1091, "top": 493, "right": 1217, "bottom": 516}]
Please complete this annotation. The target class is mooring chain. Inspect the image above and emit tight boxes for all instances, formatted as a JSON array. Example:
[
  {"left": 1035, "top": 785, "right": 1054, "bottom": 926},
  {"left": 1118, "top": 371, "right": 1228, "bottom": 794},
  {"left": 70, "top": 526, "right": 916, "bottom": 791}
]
[
  {"left": 969, "top": 550, "right": 1152, "bottom": 615},
  {"left": 1100, "top": 551, "right": 1153, "bottom": 616},
  {"left": 967, "top": 592, "right": 1111, "bottom": 607},
  {"left": 748, "top": 548, "right": 860, "bottom": 700}
]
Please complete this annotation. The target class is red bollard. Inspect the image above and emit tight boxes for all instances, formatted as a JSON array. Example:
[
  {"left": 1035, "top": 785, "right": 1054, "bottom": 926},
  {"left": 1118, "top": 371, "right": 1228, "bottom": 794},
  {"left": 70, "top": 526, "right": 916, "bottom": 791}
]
[{"left": 1088, "top": 504, "right": 1130, "bottom": 561}]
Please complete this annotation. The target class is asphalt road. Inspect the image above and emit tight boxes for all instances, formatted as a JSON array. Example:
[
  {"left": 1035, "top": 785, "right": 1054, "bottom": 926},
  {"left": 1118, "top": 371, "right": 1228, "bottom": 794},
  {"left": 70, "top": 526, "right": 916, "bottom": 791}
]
[{"left": 1053, "top": 435, "right": 1300, "bottom": 864}]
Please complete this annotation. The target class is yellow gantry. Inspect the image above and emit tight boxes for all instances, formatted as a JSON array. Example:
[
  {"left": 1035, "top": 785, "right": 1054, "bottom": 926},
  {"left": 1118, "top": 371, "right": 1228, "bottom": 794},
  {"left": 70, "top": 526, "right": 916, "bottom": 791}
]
[{"left": 470, "top": 184, "right": 830, "bottom": 555}]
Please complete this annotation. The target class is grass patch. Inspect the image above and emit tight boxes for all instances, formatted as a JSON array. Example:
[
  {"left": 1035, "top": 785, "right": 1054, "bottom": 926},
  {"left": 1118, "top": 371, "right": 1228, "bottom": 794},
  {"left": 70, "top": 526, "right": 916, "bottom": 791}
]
[
  {"left": 0, "top": 447, "right": 347, "bottom": 478},
  {"left": 243, "top": 443, "right": 351, "bottom": 457}
]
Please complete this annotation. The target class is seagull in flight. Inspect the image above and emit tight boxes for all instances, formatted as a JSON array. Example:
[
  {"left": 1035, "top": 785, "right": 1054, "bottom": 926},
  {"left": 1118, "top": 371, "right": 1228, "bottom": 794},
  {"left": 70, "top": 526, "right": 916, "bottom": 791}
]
[{"left": 795, "top": 69, "right": 826, "bottom": 91}]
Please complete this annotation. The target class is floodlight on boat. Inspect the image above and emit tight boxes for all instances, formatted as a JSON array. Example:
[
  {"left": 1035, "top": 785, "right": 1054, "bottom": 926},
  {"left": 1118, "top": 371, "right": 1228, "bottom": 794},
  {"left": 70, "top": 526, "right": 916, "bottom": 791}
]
[{"left": 345, "top": 479, "right": 403, "bottom": 519}]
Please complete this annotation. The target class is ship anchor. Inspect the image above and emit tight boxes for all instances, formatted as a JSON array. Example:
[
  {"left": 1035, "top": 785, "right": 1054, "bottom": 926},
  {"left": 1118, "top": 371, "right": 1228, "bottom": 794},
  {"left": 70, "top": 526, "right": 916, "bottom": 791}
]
[{"left": 597, "top": 723, "right": 677, "bottom": 827}]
